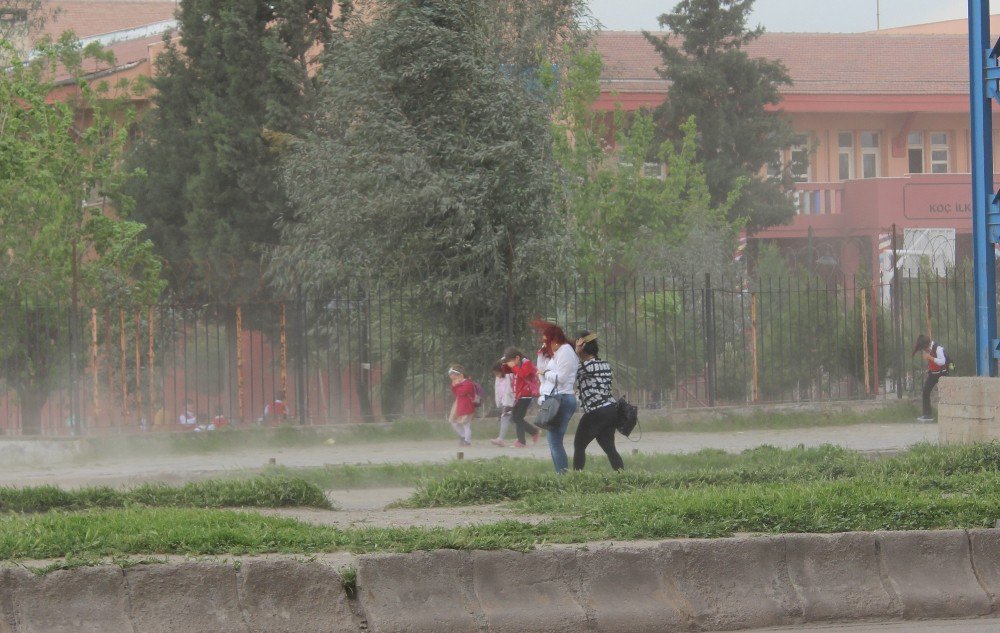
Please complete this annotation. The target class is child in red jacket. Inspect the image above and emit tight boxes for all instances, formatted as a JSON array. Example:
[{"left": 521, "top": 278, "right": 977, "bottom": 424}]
[
  {"left": 448, "top": 364, "right": 475, "bottom": 446},
  {"left": 501, "top": 347, "right": 541, "bottom": 447}
]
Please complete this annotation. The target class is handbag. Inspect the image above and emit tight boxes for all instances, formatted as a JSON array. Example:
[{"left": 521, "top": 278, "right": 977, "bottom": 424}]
[
  {"left": 616, "top": 398, "right": 638, "bottom": 437},
  {"left": 533, "top": 377, "right": 561, "bottom": 430}
]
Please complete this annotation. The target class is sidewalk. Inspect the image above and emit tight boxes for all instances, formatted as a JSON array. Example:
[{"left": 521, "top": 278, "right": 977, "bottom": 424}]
[{"left": 0, "top": 422, "right": 937, "bottom": 488}]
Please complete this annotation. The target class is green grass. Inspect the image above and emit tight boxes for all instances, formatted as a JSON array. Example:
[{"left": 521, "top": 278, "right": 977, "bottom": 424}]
[
  {"left": 0, "top": 477, "right": 332, "bottom": 513},
  {"left": 7, "top": 441, "right": 1000, "bottom": 562}
]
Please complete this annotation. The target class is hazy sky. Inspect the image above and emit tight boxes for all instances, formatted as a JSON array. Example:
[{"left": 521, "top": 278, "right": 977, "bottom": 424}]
[{"left": 589, "top": 0, "right": 969, "bottom": 33}]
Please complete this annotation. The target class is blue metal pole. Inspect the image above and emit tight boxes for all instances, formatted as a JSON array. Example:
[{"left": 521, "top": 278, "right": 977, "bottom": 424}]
[{"left": 969, "top": 0, "right": 999, "bottom": 376}]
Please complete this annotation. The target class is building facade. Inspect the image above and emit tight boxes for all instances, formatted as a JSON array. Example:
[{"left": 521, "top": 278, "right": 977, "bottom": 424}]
[{"left": 595, "top": 23, "right": 998, "bottom": 279}]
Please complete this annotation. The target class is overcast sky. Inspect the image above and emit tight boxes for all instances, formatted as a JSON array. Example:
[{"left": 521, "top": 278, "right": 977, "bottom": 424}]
[{"left": 588, "top": 0, "right": 969, "bottom": 33}]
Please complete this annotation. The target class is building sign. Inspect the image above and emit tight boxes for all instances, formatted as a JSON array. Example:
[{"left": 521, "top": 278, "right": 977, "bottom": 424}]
[{"left": 902, "top": 182, "right": 972, "bottom": 220}]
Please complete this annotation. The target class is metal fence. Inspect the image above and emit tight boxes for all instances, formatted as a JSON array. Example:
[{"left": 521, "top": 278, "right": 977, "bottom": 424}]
[{"left": 0, "top": 270, "right": 985, "bottom": 435}]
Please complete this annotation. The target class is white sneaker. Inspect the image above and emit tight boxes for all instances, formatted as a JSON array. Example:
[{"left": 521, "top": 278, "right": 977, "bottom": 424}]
[{"left": 916, "top": 416, "right": 934, "bottom": 423}]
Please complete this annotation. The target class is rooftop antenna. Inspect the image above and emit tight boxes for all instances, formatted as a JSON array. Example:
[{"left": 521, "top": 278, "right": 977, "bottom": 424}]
[{"left": 876, "top": 0, "right": 880, "bottom": 30}]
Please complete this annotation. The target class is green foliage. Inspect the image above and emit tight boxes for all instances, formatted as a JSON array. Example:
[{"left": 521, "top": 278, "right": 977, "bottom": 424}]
[
  {"left": 549, "top": 50, "right": 744, "bottom": 277},
  {"left": 272, "top": 0, "right": 591, "bottom": 385},
  {"left": 0, "top": 35, "right": 164, "bottom": 433},
  {"left": 646, "top": 0, "right": 798, "bottom": 230},
  {"left": 127, "top": 0, "right": 339, "bottom": 302},
  {"left": 0, "top": 477, "right": 331, "bottom": 513}
]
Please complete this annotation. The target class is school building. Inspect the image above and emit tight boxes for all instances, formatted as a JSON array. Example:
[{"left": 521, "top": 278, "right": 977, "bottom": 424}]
[{"left": 595, "top": 17, "right": 1000, "bottom": 280}]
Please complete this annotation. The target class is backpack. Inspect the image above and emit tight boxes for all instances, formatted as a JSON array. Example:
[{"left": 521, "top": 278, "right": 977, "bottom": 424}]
[
  {"left": 471, "top": 381, "right": 485, "bottom": 407},
  {"left": 931, "top": 343, "right": 955, "bottom": 374}
]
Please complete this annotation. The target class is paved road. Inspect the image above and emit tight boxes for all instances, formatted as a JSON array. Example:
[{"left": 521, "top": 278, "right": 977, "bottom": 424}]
[
  {"left": 0, "top": 422, "right": 937, "bottom": 488},
  {"left": 748, "top": 619, "right": 1000, "bottom": 632}
]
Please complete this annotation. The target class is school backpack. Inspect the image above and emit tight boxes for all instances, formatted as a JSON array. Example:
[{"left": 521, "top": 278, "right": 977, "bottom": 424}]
[
  {"left": 471, "top": 381, "right": 485, "bottom": 407},
  {"left": 932, "top": 343, "right": 955, "bottom": 374}
]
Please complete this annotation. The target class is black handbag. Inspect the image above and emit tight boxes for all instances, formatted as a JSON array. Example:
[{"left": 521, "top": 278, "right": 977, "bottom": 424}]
[
  {"left": 533, "top": 377, "right": 561, "bottom": 430},
  {"left": 616, "top": 398, "right": 638, "bottom": 437}
]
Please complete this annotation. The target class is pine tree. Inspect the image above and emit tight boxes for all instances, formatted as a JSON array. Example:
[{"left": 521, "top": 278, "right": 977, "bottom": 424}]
[
  {"left": 127, "top": 0, "right": 339, "bottom": 301},
  {"left": 645, "top": 0, "right": 798, "bottom": 230}
]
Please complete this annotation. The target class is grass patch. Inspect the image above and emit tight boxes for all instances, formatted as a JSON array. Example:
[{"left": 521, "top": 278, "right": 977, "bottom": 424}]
[
  {"left": 6, "top": 441, "right": 1000, "bottom": 561},
  {"left": 0, "top": 477, "right": 331, "bottom": 514}
]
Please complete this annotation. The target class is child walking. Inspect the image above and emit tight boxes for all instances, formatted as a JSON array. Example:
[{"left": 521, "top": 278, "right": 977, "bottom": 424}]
[
  {"left": 501, "top": 347, "right": 541, "bottom": 448},
  {"left": 490, "top": 361, "right": 515, "bottom": 447},
  {"left": 448, "top": 364, "right": 475, "bottom": 446}
]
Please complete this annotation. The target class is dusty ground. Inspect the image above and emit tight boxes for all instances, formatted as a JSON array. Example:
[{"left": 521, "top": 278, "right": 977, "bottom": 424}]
[
  {"left": 249, "top": 487, "right": 555, "bottom": 529},
  {"left": 0, "top": 422, "right": 938, "bottom": 530}
]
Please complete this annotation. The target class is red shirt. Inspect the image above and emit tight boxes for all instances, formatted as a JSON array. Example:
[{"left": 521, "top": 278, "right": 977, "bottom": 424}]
[
  {"left": 504, "top": 360, "right": 540, "bottom": 399},
  {"left": 451, "top": 379, "right": 477, "bottom": 416}
]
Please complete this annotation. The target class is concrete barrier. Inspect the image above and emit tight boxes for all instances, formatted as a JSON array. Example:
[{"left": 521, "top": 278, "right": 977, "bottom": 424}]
[
  {"left": 939, "top": 377, "right": 1000, "bottom": 444},
  {"left": 237, "top": 559, "right": 357, "bottom": 633},
  {"left": 11, "top": 566, "right": 131, "bottom": 633},
  {"left": 575, "top": 545, "right": 690, "bottom": 633},
  {"left": 4, "top": 530, "right": 1000, "bottom": 632},
  {"left": 783, "top": 531, "right": 898, "bottom": 621},
  {"left": 126, "top": 562, "right": 246, "bottom": 633},
  {"left": 877, "top": 530, "right": 991, "bottom": 619}
]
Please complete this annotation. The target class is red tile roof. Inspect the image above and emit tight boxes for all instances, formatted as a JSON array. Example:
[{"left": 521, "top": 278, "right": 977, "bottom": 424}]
[
  {"left": 596, "top": 31, "right": 969, "bottom": 96},
  {"left": 40, "top": 0, "right": 176, "bottom": 41}
]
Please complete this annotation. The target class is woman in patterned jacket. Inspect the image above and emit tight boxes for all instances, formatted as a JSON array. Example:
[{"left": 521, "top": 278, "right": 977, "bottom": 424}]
[{"left": 572, "top": 331, "right": 624, "bottom": 471}]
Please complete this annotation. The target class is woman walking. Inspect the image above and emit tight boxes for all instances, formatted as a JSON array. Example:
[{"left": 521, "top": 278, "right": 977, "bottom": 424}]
[
  {"left": 533, "top": 320, "right": 579, "bottom": 473},
  {"left": 573, "top": 331, "right": 624, "bottom": 471}
]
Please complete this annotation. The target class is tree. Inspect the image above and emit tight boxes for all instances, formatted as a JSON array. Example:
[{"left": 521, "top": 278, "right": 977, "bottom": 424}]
[
  {"left": 645, "top": 0, "right": 798, "bottom": 231},
  {"left": 271, "top": 0, "right": 589, "bottom": 418},
  {"left": 548, "top": 50, "right": 744, "bottom": 278},
  {"left": 126, "top": 0, "right": 340, "bottom": 302},
  {"left": 0, "top": 36, "right": 165, "bottom": 434}
]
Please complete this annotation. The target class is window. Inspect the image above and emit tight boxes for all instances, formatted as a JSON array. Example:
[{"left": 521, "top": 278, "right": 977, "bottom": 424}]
[
  {"left": 907, "top": 132, "right": 924, "bottom": 174},
  {"left": 765, "top": 135, "right": 811, "bottom": 183},
  {"left": 930, "top": 132, "right": 949, "bottom": 173},
  {"left": 838, "top": 132, "right": 854, "bottom": 180},
  {"left": 860, "top": 132, "right": 880, "bottom": 178},
  {"left": 789, "top": 135, "right": 810, "bottom": 182}
]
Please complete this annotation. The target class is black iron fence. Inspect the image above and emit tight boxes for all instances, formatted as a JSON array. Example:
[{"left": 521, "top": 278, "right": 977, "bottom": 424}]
[{"left": 0, "top": 270, "right": 986, "bottom": 435}]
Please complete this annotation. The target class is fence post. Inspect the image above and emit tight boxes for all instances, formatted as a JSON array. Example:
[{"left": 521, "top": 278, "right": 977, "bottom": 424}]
[
  {"left": 703, "top": 273, "right": 716, "bottom": 407},
  {"left": 860, "top": 288, "right": 871, "bottom": 398},
  {"left": 296, "top": 285, "right": 307, "bottom": 425},
  {"left": 891, "top": 223, "right": 903, "bottom": 398},
  {"left": 751, "top": 291, "right": 759, "bottom": 403}
]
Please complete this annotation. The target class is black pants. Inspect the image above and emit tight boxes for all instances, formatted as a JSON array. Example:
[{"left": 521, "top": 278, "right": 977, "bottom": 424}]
[
  {"left": 510, "top": 397, "right": 538, "bottom": 443},
  {"left": 573, "top": 403, "right": 624, "bottom": 471},
  {"left": 922, "top": 372, "right": 942, "bottom": 418}
]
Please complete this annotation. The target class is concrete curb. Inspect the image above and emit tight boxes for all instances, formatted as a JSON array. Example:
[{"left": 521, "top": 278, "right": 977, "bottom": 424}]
[{"left": 3, "top": 530, "right": 1000, "bottom": 632}]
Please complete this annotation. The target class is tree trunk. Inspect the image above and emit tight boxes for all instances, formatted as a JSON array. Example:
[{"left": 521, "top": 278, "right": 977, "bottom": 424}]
[{"left": 18, "top": 385, "right": 48, "bottom": 435}]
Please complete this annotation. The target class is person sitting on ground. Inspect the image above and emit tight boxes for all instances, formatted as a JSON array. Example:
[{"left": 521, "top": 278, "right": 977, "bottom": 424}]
[
  {"left": 178, "top": 400, "right": 197, "bottom": 429},
  {"left": 912, "top": 334, "right": 948, "bottom": 423},
  {"left": 264, "top": 390, "right": 289, "bottom": 426},
  {"left": 211, "top": 406, "right": 229, "bottom": 430},
  {"left": 573, "top": 331, "right": 624, "bottom": 472}
]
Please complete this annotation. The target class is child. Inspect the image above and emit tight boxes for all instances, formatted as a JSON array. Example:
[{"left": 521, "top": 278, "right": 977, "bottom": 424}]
[
  {"left": 501, "top": 347, "right": 541, "bottom": 448},
  {"left": 912, "top": 334, "right": 949, "bottom": 422},
  {"left": 264, "top": 390, "right": 289, "bottom": 426},
  {"left": 448, "top": 364, "right": 475, "bottom": 446},
  {"left": 490, "top": 361, "right": 515, "bottom": 447}
]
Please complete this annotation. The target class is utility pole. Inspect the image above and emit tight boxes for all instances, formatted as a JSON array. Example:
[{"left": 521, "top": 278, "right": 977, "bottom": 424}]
[{"left": 876, "top": 0, "right": 880, "bottom": 30}]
